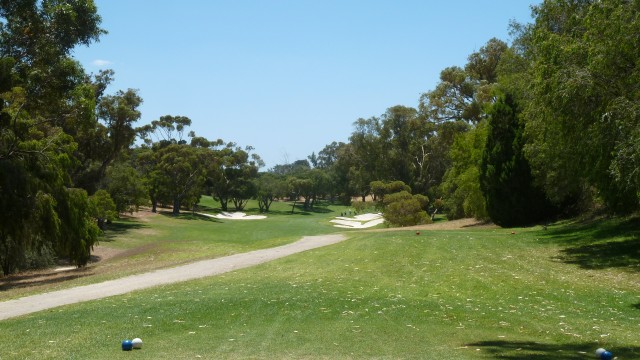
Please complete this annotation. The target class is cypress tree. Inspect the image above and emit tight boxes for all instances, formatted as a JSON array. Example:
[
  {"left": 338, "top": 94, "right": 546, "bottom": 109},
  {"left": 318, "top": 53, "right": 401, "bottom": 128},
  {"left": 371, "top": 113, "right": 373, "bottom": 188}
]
[{"left": 480, "top": 94, "right": 554, "bottom": 227}]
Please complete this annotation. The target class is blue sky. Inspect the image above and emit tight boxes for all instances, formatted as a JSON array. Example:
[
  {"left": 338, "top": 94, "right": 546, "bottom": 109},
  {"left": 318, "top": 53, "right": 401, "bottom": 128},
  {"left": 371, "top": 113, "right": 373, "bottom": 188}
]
[{"left": 73, "top": 1, "right": 539, "bottom": 169}]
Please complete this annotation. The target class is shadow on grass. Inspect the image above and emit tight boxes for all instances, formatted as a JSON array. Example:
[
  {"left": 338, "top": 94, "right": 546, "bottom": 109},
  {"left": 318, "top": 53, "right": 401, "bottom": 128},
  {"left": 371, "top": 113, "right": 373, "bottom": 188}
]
[
  {"left": 467, "top": 340, "right": 640, "bottom": 359},
  {"left": 0, "top": 268, "right": 94, "bottom": 291},
  {"left": 543, "top": 216, "right": 640, "bottom": 272},
  {"left": 559, "top": 237, "right": 640, "bottom": 270},
  {"left": 101, "top": 218, "right": 148, "bottom": 242},
  {"left": 158, "top": 211, "right": 221, "bottom": 222}
]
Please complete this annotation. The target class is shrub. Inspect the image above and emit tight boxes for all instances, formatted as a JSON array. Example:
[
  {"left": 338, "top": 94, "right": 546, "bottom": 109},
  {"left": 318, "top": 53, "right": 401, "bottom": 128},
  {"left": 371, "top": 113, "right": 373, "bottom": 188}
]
[{"left": 384, "top": 198, "right": 429, "bottom": 226}]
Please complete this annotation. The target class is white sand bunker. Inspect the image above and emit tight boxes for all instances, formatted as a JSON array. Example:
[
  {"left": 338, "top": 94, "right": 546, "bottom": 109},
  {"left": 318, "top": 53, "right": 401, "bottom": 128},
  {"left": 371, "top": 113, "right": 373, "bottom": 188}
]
[
  {"left": 198, "top": 212, "right": 267, "bottom": 220},
  {"left": 330, "top": 213, "right": 385, "bottom": 229}
]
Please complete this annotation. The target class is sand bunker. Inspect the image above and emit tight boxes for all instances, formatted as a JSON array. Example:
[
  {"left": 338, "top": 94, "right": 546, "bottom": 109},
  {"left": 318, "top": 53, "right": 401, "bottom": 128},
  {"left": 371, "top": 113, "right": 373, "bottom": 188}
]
[
  {"left": 198, "top": 212, "right": 267, "bottom": 220},
  {"left": 330, "top": 213, "right": 385, "bottom": 229}
]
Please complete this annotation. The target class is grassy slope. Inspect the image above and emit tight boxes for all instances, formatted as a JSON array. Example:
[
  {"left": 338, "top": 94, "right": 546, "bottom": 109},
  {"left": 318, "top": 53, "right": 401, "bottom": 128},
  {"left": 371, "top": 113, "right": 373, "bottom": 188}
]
[
  {"left": 0, "top": 199, "right": 357, "bottom": 300},
  {"left": 1, "top": 215, "right": 638, "bottom": 358}
]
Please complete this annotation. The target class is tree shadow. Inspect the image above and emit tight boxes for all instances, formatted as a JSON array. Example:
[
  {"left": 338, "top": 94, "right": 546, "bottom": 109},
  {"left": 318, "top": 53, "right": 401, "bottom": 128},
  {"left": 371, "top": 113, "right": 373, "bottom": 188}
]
[
  {"left": 467, "top": 340, "right": 640, "bottom": 359},
  {"left": 633, "top": 303, "right": 640, "bottom": 310},
  {"left": 557, "top": 237, "right": 640, "bottom": 270},
  {"left": 0, "top": 268, "right": 94, "bottom": 291},
  {"left": 543, "top": 216, "right": 640, "bottom": 272},
  {"left": 158, "top": 211, "right": 221, "bottom": 222},
  {"left": 101, "top": 218, "right": 148, "bottom": 242}
]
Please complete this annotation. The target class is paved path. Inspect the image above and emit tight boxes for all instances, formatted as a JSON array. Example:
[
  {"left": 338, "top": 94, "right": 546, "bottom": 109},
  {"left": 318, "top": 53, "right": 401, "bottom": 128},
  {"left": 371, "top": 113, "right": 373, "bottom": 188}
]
[{"left": 0, "top": 234, "right": 346, "bottom": 321}]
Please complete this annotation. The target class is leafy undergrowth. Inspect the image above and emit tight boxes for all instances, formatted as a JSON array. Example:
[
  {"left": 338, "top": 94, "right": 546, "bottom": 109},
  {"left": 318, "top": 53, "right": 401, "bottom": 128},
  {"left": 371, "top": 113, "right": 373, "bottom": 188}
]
[{"left": 1, "top": 216, "right": 639, "bottom": 359}]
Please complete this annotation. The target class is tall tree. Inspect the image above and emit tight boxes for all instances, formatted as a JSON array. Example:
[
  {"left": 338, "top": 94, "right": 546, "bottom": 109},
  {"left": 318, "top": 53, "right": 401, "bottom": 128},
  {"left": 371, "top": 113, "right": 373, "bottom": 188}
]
[
  {"left": 440, "top": 121, "right": 488, "bottom": 220},
  {"left": 208, "top": 144, "right": 260, "bottom": 212},
  {"left": 0, "top": 0, "right": 106, "bottom": 274},
  {"left": 520, "top": 0, "right": 640, "bottom": 212},
  {"left": 156, "top": 144, "right": 205, "bottom": 215},
  {"left": 480, "top": 94, "right": 554, "bottom": 227}
]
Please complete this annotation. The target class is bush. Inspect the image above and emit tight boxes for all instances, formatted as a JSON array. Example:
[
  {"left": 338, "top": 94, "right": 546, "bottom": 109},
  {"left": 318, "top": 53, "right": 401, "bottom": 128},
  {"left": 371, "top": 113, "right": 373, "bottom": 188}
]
[
  {"left": 384, "top": 198, "right": 430, "bottom": 227},
  {"left": 351, "top": 200, "right": 367, "bottom": 212}
]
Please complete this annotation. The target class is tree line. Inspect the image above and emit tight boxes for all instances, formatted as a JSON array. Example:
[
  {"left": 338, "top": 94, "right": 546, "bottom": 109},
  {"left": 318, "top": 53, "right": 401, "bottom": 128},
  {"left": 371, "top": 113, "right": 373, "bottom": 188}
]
[
  {"left": 294, "top": 0, "right": 639, "bottom": 226},
  {"left": 1, "top": 0, "right": 639, "bottom": 275}
]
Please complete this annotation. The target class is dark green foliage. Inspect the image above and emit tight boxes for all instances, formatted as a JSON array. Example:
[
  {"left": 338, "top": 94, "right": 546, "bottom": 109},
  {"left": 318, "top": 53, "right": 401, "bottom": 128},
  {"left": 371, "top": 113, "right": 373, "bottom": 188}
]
[
  {"left": 439, "top": 121, "right": 488, "bottom": 220},
  {"left": 521, "top": 0, "right": 640, "bottom": 212},
  {"left": 57, "top": 188, "right": 100, "bottom": 266},
  {"left": 0, "top": 0, "right": 146, "bottom": 274},
  {"left": 254, "top": 173, "right": 287, "bottom": 213},
  {"left": 88, "top": 189, "right": 117, "bottom": 230},
  {"left": 156, "top": 144, "right": 205, "bottom": 215},
  {"left": 370, "top": 180, "right": 430, "bottom": 226},
  {"left": 370, "top": 180, "right": 411, "bottom": 202},
  {"left": 480, "top": 94, "right": 554, "bottom": 227},
  {"left": 104, "top": 162, "right": 147, "bottom": 213}
]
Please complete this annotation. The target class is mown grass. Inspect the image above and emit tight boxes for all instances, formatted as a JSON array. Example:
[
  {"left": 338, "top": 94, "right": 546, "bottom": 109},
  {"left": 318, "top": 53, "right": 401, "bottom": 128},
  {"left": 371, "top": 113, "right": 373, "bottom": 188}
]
[
  {"left": 1, "top": 215, "right": 638, "bottom": 359},
  {"left": 0, "top": 199, "right": 357, "bottom": 300}
]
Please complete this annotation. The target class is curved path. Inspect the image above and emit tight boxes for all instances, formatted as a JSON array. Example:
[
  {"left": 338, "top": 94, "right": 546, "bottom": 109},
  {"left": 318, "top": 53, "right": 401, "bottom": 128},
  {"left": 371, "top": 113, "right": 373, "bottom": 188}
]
[{"left": 0, "top": 234, "right": 346, "bottom": 321}]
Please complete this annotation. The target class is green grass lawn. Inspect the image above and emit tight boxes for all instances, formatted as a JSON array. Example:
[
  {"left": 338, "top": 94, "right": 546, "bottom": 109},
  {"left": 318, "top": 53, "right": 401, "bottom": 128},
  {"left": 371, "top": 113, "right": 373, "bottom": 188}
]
[{"left": 1, "top": 214, "right": 638, "bottom": 359}]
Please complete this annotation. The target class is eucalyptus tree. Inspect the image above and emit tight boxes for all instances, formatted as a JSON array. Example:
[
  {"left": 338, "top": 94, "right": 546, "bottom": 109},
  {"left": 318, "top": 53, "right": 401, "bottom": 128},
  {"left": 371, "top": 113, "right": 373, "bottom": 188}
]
[
  {"left": 254, "top": 172, "right": 287, "bottom": 213},
  {"left": 346, "top": 117, "right": 383, "bottom": 200},
  {"left": 207, "top": 143, "right": 261, "bottom": 212},
  {"left": 156, "top": 143, "right": 206, "bottom": 215},
  {"left": 519, "top": 0, "right": 640, "bottom": 211}
]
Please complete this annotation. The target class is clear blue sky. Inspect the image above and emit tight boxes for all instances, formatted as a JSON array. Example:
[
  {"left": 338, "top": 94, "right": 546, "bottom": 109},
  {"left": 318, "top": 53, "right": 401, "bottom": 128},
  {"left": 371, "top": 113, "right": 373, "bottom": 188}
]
[{"left": 73, "top": 1, "right": 539, "bottom": 169}]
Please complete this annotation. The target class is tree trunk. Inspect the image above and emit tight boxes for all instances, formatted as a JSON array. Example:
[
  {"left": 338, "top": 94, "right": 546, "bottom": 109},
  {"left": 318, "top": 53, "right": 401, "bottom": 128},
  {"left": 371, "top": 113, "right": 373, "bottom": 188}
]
[{"left": 173, "top": 198, "right": 181, "bottom": 215}]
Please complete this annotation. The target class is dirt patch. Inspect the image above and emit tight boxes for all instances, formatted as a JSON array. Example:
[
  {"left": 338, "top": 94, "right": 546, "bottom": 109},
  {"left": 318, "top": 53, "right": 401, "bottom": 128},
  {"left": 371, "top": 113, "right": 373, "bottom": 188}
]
[
  {"left": 105, "top": 242, "right": 162, "bottom": 262},
  {"left": 367, "top": 218, "right": 496, "bottom": 232},
  {"left": 119, "top": 208, "right": 158, "bottom": 222},
  {"left": 91, "top": 244, "right": 125, "bottom": 263}
]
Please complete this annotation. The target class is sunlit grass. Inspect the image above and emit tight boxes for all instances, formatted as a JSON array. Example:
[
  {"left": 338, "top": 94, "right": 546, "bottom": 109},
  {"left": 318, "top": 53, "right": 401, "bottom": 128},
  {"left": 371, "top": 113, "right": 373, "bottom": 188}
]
[{"left": 1, "top": 216, "right": 639, "bottom": 359}]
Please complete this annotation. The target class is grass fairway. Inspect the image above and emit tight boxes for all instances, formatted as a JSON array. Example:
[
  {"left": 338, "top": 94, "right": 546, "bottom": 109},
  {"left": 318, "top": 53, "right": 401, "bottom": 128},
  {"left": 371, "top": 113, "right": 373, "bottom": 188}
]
[
  {"left": 1, "top": 216, "right": 639, "bottom": 359},
  {"left": 0, "top": 199, "right": 356, "bottom": 300}
]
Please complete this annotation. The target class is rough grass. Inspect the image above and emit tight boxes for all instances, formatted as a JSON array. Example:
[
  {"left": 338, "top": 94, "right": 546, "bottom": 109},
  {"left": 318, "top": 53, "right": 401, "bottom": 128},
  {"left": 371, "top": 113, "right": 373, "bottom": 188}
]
[{"left": 1, "top": 215, "right": 639, "bottom": 359}]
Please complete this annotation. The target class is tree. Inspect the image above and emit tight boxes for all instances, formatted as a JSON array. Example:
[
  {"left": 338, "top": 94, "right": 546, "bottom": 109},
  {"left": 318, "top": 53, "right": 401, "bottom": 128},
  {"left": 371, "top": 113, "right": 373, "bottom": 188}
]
[
  {"left": 0, "top": 0, "right": 106, "bottom": 274},
  {"left": 480, "top": 94, "right": 555, "bottom": 227},
  {"left": 439, "top": 121, "right": 488, "bottom": 220},
  {"left": 156, "top": 144, "right": 205, "bottom": 215},
  {"left": 378, "top": 105, "right": 423, "bottom": 187},
  {"left": 207, "top": 144, "right": 260, "bottom": 212},
  {"left": 465, "top": 38, "right": 508, "bottom": 83},
  {"left": 138, "top": 115, "right": 192, "bottom": 146},
  {"left": 95, "top": 89, "right": 143, "bottom": 179},
  {"left": 88, "top": 189, "right": 117, "bottom": 230},
  {"left": 133, "top": 147, "right": 162, "bottom": 213},
  {"left": 104, "top": 162, "right": 147, "bottom": 214},
  {"left": 519, "top": 0, "right": 640, "bottom": 212},
  {"left": 288, "top": 177, "right": 313, "bottom": 213},
  {"left": 57, "top": 188, "right": 100, "bottom": 267},
  {"left": 254, "top": 173, "right": 287, "bottom": 213},
  {"left": 372, "top": 181, "right": 430, "bottom": 227},
  {"left": 345, "top": 117, "right": 383, "bottom": 200},
  {"left": 370, "top": 180, "right": 411, "bottom": 203},
  {"left": 419, "top": 66, "right": 483, "bottom": 124}
]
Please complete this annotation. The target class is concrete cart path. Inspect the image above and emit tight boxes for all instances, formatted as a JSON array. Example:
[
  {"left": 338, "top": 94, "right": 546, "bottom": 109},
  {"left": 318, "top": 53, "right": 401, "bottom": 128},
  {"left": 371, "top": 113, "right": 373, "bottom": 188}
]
[{"left": 0, "top": 234, "right": 346, "bottom": 321}]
